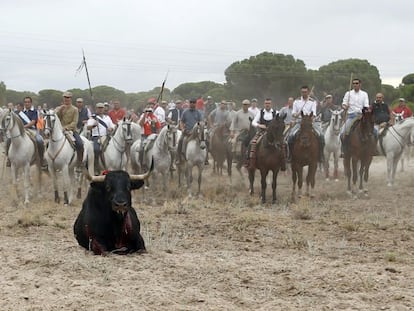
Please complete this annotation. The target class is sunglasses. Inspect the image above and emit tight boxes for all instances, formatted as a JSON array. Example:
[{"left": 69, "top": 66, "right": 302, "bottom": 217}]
[{"left": 352, "top": 82, "right": 360, "bottom": 85}]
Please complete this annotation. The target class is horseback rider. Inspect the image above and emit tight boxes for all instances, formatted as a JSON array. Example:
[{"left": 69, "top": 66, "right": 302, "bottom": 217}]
[
  {"left": 76, "top": 97, "right": 91, "bottom": 137},
  {"left": 230, "top": 99, "right": 254, "bottom": 157},
  {"left": 8, "top": 96, "right": 46, "bottom": 169},
  {"left": 287, "top": 86, "right": 324, "bottom": 163},
  {"left": 371, "top": 92, "right": 392, "bottom": 137},
  {"left": 246, "top": 98, "right": 278, "bottom": 170},
  {"left": 56, "top": 91, "right": 85, "bottom": 167},
  {"left": 279, "top": 97, "right": 294, "bottom": 135},
  {"left": 176, "top": 98, "right": 203, "bottom": 164},
  {"left": 340, "top": 78, "right": 370, "bottom": 155},
  {"left": 320, "top": 94, "right": 340, "bottom": 133},
  {"left": 87, "top": 102, "right": 115, "bottom": 174},
  {"left": 138, "top": 105, "right": 161, "bottom": 169}
]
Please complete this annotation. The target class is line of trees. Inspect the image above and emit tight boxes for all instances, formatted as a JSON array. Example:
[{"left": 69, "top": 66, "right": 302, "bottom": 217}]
[{"left": 1, "top": 52, "right": 413, "bottom": 112}]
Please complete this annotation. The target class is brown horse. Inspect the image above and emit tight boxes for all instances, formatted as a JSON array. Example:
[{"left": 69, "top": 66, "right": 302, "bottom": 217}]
[
  {"left": 209, "top": 123, "right": 232, "bottom": 177},
  {"left": 343, "top": 107, "right": 376, "bottom": 196},
  {"left": 248, "top": 114, "right": 286, "bottom": 203},
  {"left": 291, "top": 112, "right": 320, "bottom": 201}
]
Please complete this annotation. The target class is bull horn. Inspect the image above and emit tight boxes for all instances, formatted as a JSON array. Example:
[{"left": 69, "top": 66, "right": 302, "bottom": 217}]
[
  {"left": 83, "top": 167, "right": 106, "bottom": 182},
  {"left": 130, "top": 157, "right": 154, "bottom": 181}
]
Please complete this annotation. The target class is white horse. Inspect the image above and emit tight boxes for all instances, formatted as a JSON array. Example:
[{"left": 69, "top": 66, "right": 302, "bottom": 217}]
[
  {"left": 177, "top": 122, "right": 207, "bottom": 197},
  {"left": 393, "top": 112, "right": 414, "bottom": 172},
  {"left": 134, "top": 125, "right": 175, "bottom": 191},
  {"left": 1, "top": 110, "right": 41, "bottom": 205},
  {"left": 43, "top": 111, "right": 94, "bottom": 204},
  {"left": 99, "top": 120, "right": 140, "bottom": 171},
  {"left": 377, "top": 117, "right": 414, "bottom": 186},
  {"left": 323, "top": 109, "right": 343, "bottom": 181}
]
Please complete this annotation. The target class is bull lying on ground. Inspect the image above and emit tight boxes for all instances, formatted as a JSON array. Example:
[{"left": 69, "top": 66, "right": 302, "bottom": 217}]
[{"left": 74, "top": 166, "right": 152, "bottom": 255}]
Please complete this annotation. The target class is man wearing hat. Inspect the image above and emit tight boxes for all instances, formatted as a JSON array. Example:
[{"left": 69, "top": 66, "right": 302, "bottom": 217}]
[
  {"left": 320, "top": 94, "right": 340, "bottom": 133},
  {"left": 166, "top": 100, "right": 181, "bottom": 125},
  {"left": 249, "top": 98, "right": 260, "bottom": 117},
  {"left": 204, "top": 96, "right": 216, "bottom": 122},
  {"left": 56, "top": 91, "right": 84, "bottom": 166},
  {"left": 393, "top": 98, "right": 413, "bottom": 120},
  {"left": 87, "top": 102, "right": 115, "bottom": 173},
  {"left": 230, "top": 99, "right": 254, "bottom": 157}
]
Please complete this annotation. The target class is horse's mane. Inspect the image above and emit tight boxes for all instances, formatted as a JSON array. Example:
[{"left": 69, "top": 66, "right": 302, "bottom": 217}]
[
  {"left": 188, "top": 122, "right": 203, "bottom": 141},
  {"left": 11, "top": 112, "right": 26, "bottom": 136}
]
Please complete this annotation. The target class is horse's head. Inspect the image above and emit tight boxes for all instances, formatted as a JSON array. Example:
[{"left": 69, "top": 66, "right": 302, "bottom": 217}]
[
  {"left": 120, "top": 119, "right": 133, "bottom": 144},
  {"left": 298, "top": 113, "right": 315, "bottom": 147},
  {"left": 190, "top": 122, "right": 207, "bottom": 150},
  {"left": 392, "top": 111, "right": 404, "bottom": 123},
  {"left": 2, "top": 110, "right": 24, "bottom": 136},
  {"left": 266, "top": 113, "right": 286, "bottom": 146},
  {"left": 359, "top": 107, "right": 375, "bottom": 140},
  {"left": 330, "top": 109, "right": 344, "bottom": 135},
  {"left": 43, "top": 110, "right": 58, "bottom": 138}
]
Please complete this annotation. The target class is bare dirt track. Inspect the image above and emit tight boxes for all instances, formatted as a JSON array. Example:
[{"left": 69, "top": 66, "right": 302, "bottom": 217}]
[{"left": 0, "top": 155, "right": 413, "bottom": 310}]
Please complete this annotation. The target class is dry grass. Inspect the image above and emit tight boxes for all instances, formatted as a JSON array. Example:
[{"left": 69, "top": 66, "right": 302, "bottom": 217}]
[{"left": 1, "top": 156, "right": 414, "bottom": 310}]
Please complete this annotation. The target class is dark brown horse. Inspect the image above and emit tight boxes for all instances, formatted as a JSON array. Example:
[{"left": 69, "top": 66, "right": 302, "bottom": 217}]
[
  {"left": 209, "top": 123, "right": 232, "bottom": 177},
  {"left": 343, "top": 107, "right": 376, "bottom": 196},
  {"left": 291, "top": 112, "right": 320, "bottom": 201},
  {"left": 248, "top": 114, "right": 286, "bottom": 203}
]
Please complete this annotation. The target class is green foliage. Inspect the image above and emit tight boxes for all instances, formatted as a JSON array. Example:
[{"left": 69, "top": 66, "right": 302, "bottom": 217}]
[
  {"left": 381, "top": 84, "right": 399, "bottom": 104},
  {"left": 402, "top": 73, "right": 414, "bottom": 85},
  {"left": 224, "top": 52, "right": 309, "bottom": 103},
  {"left": 38, "top": 89, "right": 64, "bottom": 108},
  {"left": 0, "top": 81, "right": 6, "bottom": 107},
  {"left": 314, "top": 59, "right": 381, "bottom": 102},
  {"left": 399, "top": 84, "right": 414, "bottom": 103},
  {"left": 173, "top": 81, "right": 223, "bottom": 100},
  {"left": 90, "top": 85, "right": 127, "bottom": 105},
  {"left": 6, "top": 89, "right": 37, "bottom": 105}
]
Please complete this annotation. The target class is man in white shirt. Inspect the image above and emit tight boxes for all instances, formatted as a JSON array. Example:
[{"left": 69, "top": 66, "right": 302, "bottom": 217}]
[
  {"left": 230, "top": 99, "right": 254, "bottom": 157},
  {"left": 153, "top": 101, "right": 166, "bottom": 127},
  {"left": 341, "top": 78, "right": 369, "bottom": 136},
  {"left": 87, "top": 102, "right": 115, "bottom": 172},
  {"left": 340, "top": 78, "right": 370, "bottom": 156},
  {"left": 247, "top": 98, "right": 281, "bottom": 170},
  {"left": 287, "top": 86, "right": 324, "bottom": 162}
]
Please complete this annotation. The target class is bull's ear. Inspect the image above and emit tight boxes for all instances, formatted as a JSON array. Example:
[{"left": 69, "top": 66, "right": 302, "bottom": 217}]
[{"left": 131, "top": 180, "right": 145, "bottom": 190}]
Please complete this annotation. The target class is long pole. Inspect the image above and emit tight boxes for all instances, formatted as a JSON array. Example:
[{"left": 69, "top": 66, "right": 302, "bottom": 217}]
[
  {"left": 156, "top": 70, "right": 169, "bottom": 104},
  {"left": 82, "top": 49, "right": 94, "bottom": 103}
]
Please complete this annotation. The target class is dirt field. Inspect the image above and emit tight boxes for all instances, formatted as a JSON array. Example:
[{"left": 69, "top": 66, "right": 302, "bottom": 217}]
[{"left": 0, "top": 155, "right": 413, "bottom": 310}]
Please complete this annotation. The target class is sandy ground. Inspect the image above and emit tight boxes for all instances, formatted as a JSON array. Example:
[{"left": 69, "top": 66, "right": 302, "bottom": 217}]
[{"left": 0, "top": 153, "right": 413, "bottom": 310}]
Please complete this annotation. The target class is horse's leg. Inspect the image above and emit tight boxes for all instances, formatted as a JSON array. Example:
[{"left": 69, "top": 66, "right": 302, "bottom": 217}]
[
  {"left": 386, "top": 154, "right": 394, "bottom": 187},
  {"left": 68, "top": 167, "right": 75, "bottom": 204},
  {"left": 333, "top": 149, "right": 339, "bottom": 181},
  {"left": 260, "top": 169, "right": 268, "bottom": 203},
  {"left": 271, "top": 169, "right": 278, "bottom": 204},
  {"left": 10, "top": 164, "right": 19, "bottom": 204},
  {"left": 48, "top": 165, "right": 60, "bottom": 203},
  {"left": 62, "top": 165, "right": 71, "bottom": 205},
  {"left": 297, "top": 166, "right": 304, "bottom": 198},
  {"left": 197, "top": 164, "right": 203, "bottom": 197},
  {"left": 186, "top": 163, "right": 193, "bottom": 197},
  {"left": 391, "top": 154, "right": 402, "bottom": 186},
  {"left": 324, "top": 150, "right": 330, "bottom": 180},
  {"left": 291, "top": 165, "right": 297, "bottom": 201},
  {"left": 343, "top": 156, "right": 351, "bottom": 193},
  {"left": 307, "top": 164, "right": 317, "bottom": 198},
  {"left": 248, "top": 168, "right": 255, "bottom": 195},
  {"left": 23, "top": 162, "right": 31, "bottom": 205},
  {"left": 352, "top": 158, "right": 358, "bottom": 193}
]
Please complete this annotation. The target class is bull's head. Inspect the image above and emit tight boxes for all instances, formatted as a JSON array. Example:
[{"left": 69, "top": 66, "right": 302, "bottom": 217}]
[{"left": 84, "top": 160, "right": 153, "bottom": 214}]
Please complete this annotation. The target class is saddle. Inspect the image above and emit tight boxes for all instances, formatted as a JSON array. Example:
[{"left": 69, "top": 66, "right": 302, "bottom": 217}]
[
  {"left": 63, "top": 130, "right": 76, "bottom": 150},
  {"left": 344, "top": 115, "right": 362, "bottom": 137}
]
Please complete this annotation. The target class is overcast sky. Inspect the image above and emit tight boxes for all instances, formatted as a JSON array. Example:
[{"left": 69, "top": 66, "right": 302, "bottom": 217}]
[{"left": 1, "top": 0, "right": 413, "bottom": 94}]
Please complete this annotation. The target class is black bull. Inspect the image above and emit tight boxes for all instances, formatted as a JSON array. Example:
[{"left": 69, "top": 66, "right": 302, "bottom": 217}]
[{"left": 74, "top": 169, "right": 150, "bottom": 255}]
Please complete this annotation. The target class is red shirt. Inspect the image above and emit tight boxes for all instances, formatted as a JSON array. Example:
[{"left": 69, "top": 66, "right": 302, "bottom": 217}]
[
  {"left": 141, "top": 113, "right": 161, "bottom": 136},
  {"left": 393, "top": 106, "right": 413, "bottom": 119},
  {"left": 196, "top": 98, "right": 205, "bottom": 111},
  {"left": 108, "top": 108, "right": 126, "bottom": 124}
]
